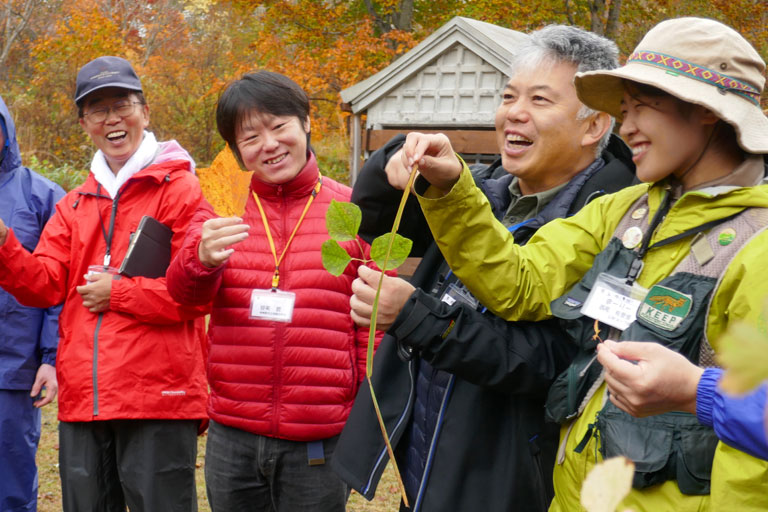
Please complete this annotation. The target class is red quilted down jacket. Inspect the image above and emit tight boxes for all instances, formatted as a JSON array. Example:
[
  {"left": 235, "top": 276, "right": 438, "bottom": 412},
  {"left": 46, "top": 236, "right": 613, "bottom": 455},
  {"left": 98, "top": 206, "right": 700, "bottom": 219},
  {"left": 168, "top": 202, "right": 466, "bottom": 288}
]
[{"left": 167, "top": 153, "right": 379, "bottom": 441}]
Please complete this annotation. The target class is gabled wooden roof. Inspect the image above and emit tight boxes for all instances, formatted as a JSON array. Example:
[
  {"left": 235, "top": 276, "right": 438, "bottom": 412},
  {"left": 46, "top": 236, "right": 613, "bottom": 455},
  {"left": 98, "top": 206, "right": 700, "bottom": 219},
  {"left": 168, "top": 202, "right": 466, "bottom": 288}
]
[{"left": 341, "top": 16, "right": 528, "bottom": 114}]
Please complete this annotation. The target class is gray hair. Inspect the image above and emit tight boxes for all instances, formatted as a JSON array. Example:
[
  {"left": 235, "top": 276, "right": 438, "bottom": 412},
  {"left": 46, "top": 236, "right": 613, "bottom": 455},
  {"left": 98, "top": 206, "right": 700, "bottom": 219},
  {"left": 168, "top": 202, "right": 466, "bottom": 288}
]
[{"left": 510, "top": 25, "right": 619, "bottom": 156}]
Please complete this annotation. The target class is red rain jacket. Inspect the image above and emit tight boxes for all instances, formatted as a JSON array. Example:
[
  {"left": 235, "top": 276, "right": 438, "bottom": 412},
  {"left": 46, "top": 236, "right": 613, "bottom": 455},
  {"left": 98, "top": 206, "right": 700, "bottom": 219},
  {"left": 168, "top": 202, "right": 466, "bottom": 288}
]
[{"left": 0, "top": 152, "right": 209, "bottom": 422}]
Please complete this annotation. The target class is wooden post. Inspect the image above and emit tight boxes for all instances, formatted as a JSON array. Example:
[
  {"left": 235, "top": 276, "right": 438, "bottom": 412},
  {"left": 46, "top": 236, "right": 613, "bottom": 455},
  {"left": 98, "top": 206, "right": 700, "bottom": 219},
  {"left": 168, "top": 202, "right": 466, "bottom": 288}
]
[{"left": 350, "top": 113, "right": 362, "bottom": 185}]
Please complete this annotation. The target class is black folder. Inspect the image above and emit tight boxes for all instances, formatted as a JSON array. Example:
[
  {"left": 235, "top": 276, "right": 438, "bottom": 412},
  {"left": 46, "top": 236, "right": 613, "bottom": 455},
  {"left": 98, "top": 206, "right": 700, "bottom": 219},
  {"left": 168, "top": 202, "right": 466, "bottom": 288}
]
[{"left": 119, "top": 215, "right": 173, "bottom": 278}]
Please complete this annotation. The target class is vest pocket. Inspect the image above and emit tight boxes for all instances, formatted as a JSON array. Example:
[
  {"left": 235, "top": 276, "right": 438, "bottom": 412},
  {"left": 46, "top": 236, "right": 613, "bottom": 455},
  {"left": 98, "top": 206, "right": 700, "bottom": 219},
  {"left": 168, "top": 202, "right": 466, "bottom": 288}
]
[
  {"left": 544, "top": 348, "right": 603, "bottom": 424},
  {"left": 676, "top": 423, "right": 720, "bottom": 494},
  {"left": 623, "top": 273, "right": 716, "bottom": 362},
  {"left": 596, "top": 401, "right": 717, "bottom": 495}
]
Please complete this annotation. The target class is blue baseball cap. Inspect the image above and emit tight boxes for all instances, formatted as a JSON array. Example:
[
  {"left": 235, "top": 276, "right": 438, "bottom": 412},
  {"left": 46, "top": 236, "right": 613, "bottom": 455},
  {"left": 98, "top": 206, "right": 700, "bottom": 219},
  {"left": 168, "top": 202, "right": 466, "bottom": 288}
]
[{"left": 75, "top": 56, "right": 142, "bottom": 105}]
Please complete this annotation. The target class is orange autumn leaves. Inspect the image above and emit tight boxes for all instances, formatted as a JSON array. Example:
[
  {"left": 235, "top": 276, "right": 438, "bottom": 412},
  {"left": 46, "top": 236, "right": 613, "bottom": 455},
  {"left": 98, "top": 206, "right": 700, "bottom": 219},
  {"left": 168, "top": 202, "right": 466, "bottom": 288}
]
[{"left": 5, "top": 0, "right": 765, "bottom": 184}]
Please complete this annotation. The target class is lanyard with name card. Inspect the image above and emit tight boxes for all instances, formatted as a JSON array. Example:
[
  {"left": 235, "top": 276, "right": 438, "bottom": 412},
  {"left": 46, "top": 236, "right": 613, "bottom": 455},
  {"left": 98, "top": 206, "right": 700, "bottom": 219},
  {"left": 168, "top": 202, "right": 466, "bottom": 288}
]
[
  {"left": 580, "top": 274, "right": 648, "bottom": 331},
  {"left": 249, "top": 174, "right": 322, "bottom": 322},
  {"left": 94, "top": 183, "right": 125, "bottom": 267},
  {"left": 581, "top": 189, "right": 743, "bottom": 330}
]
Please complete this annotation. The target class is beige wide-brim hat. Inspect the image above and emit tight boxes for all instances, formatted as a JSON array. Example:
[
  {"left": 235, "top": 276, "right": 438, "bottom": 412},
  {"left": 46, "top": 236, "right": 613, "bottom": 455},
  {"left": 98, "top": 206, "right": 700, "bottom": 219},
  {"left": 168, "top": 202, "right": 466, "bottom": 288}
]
[{"left": 575, "top": 17, "right": 768, "bottom": 154}]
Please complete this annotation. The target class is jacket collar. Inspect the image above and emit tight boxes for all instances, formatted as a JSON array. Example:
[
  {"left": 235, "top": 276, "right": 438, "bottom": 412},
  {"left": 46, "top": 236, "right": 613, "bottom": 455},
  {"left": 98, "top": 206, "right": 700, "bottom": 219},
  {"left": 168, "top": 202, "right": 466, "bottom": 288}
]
[
  {"left": 249, "top": 151, "right": 320, "bottom": 199},
  {"left": 483, "top": 157, "right": 605, "bottom": 220},
  {"left": 648, "top": 169, "right": 768, "bottom": 214},
  {"left": 90, "top": 130, "right": 159, "bottom": 199},
  {"left": 78, "top": 158, "right": 190, "bottom": 197},
  {"left": 674, "top": 155, "right": 765, "bottom": 196}
]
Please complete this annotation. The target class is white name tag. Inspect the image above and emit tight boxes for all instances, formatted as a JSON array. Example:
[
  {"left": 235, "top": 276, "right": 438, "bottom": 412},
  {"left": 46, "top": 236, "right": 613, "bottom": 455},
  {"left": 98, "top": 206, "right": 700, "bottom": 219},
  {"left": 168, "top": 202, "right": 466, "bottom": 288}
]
[
  {"left": 250, "top": 289, "right": 296, "bottom": 323},
  {"left": 580, "top": 273, "right": 647, "bottom": 331}
]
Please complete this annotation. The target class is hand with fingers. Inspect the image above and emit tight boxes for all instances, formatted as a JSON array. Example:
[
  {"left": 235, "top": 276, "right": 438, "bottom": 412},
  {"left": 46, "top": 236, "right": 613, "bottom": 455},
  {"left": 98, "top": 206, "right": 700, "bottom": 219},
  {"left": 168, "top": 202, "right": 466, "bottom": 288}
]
[
  {"left": 596, "top": 340, "right": 704, "bottom": 417},
  {"left": 384, "top": 149, "right": 413, "bottom": 192},
  {"left": 0, "top": 217, "right": 7, "bottom": 246},
  {"left": 400, "top": 132, "right": 463, "bottom": 195},
  {"left": 349, "top": 265, "right": 415, "bottom": 331},
  {"left": 31, "top": 363, "right": 57, "bottom": 408},
  {"left": 76, "top": 272, "right": 114, "bottom": 312},
  {"left": 198, "top": 217, "right": 250, "bottom": 268}
]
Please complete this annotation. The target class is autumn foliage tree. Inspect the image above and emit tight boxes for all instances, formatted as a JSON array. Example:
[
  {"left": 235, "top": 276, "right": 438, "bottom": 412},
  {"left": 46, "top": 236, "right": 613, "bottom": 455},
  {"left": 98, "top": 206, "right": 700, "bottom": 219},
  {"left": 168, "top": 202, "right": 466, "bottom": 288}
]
[
  {"left": 235, "top": 0, "right": 417, "bottom": 138},
  {"left": 0, "top": 0, "right": 763, "bottom": 192}
]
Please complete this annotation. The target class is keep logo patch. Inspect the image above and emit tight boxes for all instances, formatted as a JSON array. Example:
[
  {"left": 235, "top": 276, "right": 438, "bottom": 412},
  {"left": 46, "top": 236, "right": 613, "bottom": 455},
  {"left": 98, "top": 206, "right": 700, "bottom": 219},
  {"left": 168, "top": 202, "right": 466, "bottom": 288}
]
[{"left": 637, "top": 285, "right": 692, "bottom": 331}]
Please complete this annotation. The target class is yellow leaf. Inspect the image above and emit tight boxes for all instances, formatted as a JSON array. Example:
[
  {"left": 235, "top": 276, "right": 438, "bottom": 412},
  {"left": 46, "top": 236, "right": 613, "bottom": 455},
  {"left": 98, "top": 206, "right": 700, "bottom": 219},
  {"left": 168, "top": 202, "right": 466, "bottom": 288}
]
[
  {"left": 581, "top": 456, "right": 635, "bottom": 512},
  {"left": 717, "top": 321, "right": 768, "bottom": 394},
  {"left": 196, "top": 146, "right": 252, "bottom": 218}
]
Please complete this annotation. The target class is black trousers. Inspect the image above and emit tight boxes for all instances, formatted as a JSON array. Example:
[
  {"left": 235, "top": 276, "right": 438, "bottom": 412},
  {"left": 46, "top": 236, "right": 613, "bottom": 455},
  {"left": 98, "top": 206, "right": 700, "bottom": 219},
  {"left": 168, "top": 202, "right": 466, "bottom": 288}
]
[{"left": 59, "top": 419, "right": 199, "bottom": 512}]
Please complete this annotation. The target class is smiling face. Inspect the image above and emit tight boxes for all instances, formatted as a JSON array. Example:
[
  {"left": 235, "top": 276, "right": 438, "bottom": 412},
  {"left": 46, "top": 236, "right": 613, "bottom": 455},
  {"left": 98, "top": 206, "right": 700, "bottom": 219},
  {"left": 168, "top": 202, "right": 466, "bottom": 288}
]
[
  {"left": 235, "top": 110, "right": 310, "bottom": 185},
  {"left": 619, "top": 89, "right": 712, "bottom": 184},
  {"left": 494, "top": 60, "right": 598, "bottom": 194},
  {"left": 79, "top": 87, "right": 149, "bottom": 174}
]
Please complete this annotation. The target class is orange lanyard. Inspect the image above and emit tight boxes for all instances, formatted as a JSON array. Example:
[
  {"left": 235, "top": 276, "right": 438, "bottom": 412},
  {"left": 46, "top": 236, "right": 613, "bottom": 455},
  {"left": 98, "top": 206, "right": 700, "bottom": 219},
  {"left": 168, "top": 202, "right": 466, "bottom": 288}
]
[{"left": 252, "top": 174, "right": 322, "bottom": 289}]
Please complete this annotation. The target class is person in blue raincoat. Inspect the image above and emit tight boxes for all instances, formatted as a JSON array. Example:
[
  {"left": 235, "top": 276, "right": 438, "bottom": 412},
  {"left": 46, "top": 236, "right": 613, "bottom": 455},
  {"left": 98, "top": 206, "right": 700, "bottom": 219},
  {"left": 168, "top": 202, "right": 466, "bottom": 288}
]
[{"left": 0, "top": 95, "right": 65, "bottom": 512}]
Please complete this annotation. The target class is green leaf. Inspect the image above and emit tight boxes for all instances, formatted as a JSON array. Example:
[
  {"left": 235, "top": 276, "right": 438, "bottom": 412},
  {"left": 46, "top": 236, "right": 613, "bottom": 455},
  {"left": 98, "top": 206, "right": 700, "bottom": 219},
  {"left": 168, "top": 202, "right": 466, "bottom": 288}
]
[
  {"left": 370, "top": 233, "right": 413, "bottom": 271},
  {"left": 321, "top": 239, "right": 352, "bottom": 276},
  {"left": 326, "top": 199, "right": 361, "bottom": 242}
]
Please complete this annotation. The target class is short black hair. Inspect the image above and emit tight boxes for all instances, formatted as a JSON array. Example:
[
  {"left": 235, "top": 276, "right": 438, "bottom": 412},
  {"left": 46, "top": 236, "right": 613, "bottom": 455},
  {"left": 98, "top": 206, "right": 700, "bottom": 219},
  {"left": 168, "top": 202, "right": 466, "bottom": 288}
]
[
  {"left": 625, "top": 80, "right": 701, "bottom": 119},
  {"left": 216, "top": 71, "right": 310, "bottom": 166}
]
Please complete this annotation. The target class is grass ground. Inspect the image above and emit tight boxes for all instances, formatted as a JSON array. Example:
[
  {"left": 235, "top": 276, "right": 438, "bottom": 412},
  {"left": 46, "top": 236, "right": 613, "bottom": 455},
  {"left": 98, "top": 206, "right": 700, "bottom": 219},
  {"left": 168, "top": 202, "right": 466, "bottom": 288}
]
[{"left": 36, "top": 403, "right": 401, "bottom": 511}]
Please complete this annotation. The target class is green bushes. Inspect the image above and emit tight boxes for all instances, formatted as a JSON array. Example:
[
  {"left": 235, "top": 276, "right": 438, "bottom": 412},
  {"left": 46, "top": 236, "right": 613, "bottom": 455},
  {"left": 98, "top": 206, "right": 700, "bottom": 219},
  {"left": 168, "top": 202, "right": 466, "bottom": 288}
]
[{"left": 25, "top": 155, "right": 89, "bottom": 192}]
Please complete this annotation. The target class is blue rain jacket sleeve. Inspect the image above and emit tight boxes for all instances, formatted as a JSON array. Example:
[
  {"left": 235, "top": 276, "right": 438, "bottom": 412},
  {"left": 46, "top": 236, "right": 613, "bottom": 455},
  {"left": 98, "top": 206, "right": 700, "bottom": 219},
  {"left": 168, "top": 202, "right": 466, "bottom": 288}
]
[
  {"left": 697, "top": 367, "right": 768, "bottom": 461},
  {"left": 39, "top": 304, "right": 61, "bottom": 367},
  {"left": 0, "top": 95, "right": 65, "bottom": 389}
]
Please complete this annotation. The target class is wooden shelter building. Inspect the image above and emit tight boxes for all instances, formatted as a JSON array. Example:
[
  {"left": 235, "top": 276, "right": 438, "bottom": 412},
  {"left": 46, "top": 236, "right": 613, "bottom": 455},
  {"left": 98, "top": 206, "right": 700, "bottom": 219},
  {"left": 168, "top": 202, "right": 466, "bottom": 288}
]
[{"left": 341, "top": 16, "right": 528, "bottom": 182}]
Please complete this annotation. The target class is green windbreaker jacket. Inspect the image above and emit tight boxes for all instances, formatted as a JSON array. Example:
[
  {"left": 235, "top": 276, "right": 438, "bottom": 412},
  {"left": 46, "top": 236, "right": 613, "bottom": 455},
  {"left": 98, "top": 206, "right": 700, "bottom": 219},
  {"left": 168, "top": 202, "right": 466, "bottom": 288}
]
[{"left": 417, "top": 158, "right": 768, "bottom": 512}]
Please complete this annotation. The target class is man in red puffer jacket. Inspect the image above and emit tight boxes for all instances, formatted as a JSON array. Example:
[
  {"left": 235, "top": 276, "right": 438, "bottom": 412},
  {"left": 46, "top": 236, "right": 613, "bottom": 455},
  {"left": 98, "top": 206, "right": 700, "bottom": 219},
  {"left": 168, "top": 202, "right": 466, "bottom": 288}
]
[{"left": 166, "top": 71, "right": 382, "bottom": 512}]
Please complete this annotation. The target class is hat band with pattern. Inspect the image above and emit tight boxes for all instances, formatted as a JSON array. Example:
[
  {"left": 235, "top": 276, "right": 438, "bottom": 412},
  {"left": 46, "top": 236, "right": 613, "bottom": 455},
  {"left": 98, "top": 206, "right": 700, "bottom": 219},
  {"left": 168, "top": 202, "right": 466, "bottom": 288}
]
[{"left": 627, "top": 51, "right": 761, "bottom": 105}]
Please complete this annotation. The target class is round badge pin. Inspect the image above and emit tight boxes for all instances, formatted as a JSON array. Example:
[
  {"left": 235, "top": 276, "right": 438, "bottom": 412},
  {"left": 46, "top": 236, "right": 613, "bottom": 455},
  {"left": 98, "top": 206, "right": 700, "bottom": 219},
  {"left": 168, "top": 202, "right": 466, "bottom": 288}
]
[
  {"left": 622, "top": 226, "right": 643, "bottom": 249},
  {"left": 718, "top": 228, "right": 736, "bottom": 246},
  {"left": 631, "top": 207, "right": 647, "bottom": 220}
]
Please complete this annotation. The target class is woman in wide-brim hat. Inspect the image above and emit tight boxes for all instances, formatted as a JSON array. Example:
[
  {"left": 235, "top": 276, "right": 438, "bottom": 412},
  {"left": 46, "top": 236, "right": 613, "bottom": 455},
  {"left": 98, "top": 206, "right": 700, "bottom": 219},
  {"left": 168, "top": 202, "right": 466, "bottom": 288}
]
[
  {"left": 546, "top": 17, "right": 768, "bottom": 512},
  {"left": 575, "top": 16, "right": 768, "bottom": 182}
]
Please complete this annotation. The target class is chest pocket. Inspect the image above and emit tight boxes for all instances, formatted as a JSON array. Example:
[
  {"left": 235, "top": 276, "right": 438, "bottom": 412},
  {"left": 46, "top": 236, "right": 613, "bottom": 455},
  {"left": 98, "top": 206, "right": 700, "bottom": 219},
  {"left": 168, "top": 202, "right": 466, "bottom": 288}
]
[
  {"left": 623, "top": 272, "right": 716, "bottom": 363},
  {"left": 550, "top": 237, "right": 635, "bottom": 350},
  {"left": 545, "top": 238, "right": 635, "bottom": 424},
  {"left": 9, "top": 207, "right": 42, "bottom": 253},
  {"left": 593, "top": 272, "right": 720, "bottom": 496}
]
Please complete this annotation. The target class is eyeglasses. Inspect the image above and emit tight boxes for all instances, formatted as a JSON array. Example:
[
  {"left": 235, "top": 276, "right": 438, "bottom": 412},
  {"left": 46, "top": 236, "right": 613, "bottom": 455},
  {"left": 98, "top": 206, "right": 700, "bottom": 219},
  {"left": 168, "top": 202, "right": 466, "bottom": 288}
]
[{"left": 83, "top": 101, "right": 143, "bottom": 124}]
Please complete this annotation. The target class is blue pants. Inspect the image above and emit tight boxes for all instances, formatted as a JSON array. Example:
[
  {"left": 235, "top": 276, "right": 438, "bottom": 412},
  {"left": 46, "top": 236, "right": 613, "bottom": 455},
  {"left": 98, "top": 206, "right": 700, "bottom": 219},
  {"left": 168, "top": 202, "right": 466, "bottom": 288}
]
[
  {"left": 0, "top": 390, "right": 41, "bottom": 512},
  {"left": 204, "top": 420, "right": 348, "bottom": 512}
]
